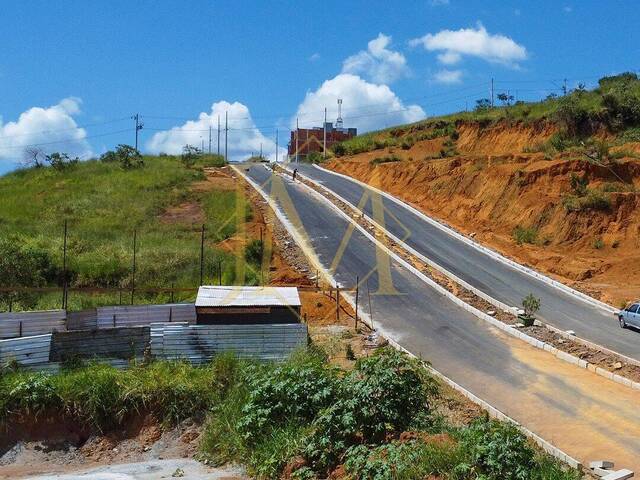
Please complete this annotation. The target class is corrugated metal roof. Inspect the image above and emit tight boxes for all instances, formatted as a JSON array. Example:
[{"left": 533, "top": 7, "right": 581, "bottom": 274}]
[{"left": 196, "top": 286, "right": 301, "bottom": 308}]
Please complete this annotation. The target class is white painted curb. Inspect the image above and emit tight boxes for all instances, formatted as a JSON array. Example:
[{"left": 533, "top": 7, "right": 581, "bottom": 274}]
[
  {"left": 282, "top": 165, "right": 640, "bottom": 393},
  {"left": 236, "top": 164, "right": 583, "bottom": 471}
]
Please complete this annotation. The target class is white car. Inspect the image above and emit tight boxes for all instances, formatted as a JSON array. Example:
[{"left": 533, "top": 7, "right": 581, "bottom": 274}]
[{"left": 618, "top": 302, "right": 640, "bottom": 329}]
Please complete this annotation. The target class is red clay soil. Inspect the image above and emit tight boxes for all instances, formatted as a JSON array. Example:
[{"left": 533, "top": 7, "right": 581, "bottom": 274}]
[{"left": 326, "top": 121, "right": 640, "bottom": 306}]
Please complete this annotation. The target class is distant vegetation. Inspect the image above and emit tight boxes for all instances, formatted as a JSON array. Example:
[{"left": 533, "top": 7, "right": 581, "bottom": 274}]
[
  {"left": 0, "top": 151, "right": 263, "bottom": 312},
  {"left": 333, "top": 72, "right": 640, "bottom": 159},
  {"left": 0, "top": 348, "right": 581, "bottom": 480}
]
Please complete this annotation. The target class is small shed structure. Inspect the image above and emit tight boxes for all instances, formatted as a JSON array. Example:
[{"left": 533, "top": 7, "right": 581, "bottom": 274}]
[{"left": 195, "top": 286, "right": 301, "bottom": 325}]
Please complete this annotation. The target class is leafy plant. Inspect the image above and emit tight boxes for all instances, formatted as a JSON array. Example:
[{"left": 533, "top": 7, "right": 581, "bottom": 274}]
[
  {"left": 522, "top": 294, "right": 541, "bottom": 319},
  {"left": 512, "top": 226, "right": 538, "bottom": 245}
]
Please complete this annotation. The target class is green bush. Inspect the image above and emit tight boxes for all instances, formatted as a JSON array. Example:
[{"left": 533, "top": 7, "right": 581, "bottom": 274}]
[
  {"left": 457, "top": 418, "right": 535, "bottom": 480},
  {"left": 245, "top": 239, "right": 264, "bottom": 266},
  {"left": 563, "top": 189, "right": 611, "bottom": 212},
  {"left": 512, "top": 226, "right": 538, "bottom": 245}
]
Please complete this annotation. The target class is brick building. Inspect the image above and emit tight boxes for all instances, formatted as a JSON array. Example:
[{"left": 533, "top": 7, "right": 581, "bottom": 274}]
[{"left": 288, "top": 122, "right": 357, "bottom": 161}]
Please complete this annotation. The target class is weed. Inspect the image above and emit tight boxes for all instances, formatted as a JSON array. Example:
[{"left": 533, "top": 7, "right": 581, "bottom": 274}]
[
  {"left": 593, "top": 237, "right": 604, "bottom": 249},
  {"left": 370, "top": 155, "right": 401, "bottom": 166},
  {"left": 512, "top": 225, "right": 538, "bottom": 245}
]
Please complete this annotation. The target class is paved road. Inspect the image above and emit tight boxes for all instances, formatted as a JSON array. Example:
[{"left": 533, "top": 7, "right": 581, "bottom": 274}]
[
  {"left": 292, "top": 164, "right": 640, "bottom": 360},
  {"left": 242, "top": 164, "right": 640, "bottom": 471}
]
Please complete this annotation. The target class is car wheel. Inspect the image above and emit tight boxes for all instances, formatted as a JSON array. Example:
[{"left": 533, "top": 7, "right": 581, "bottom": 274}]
[{"left": 619, "top": 316, "right": 627, "bottom": 328}]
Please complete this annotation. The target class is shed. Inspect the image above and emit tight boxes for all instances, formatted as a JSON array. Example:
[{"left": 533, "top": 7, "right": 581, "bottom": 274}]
[{"left": 195, "top": 286, "right": 302, "bottom": 325}]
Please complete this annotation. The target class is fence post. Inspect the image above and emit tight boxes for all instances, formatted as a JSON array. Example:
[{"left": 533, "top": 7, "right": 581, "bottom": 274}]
[
  {"left": 200, "top": 224, "right": 205, "bottom": 286},
  {"left": 19, "top": 321, "right": 22, "bottom": 337},
  {"left": 170, "top": 283, "right": 175, "bottom": 303},
  {"left": 355, "top": 276, "right": 359, "bottom": 330},
  {"left": 131, "top": 229, "right": 137, "bottom": 305},
  {"left": 336, "top": 286, "right": 340, "bottom": 322},
  {"left": 61, "top": 219, "right": 68, "bottom": 309},
  {"left": 113, "top": 313, "right": 116, "bottom": 328},
  {"left": 169, "top": 307, "right": 173, "bottom": 322}
]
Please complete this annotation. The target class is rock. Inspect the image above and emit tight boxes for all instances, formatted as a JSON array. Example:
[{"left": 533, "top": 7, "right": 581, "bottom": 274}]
[
  {"left": 565, "top": 330, "right": 576, "bottom": 336},
  {"left": 590, "top": 460, "right": 615, "bottom": 470},
  {"left": 601, "top": 469, "right": 634, "bottom": 480},
  {"left": 613, "top": 362, "right": 623, "bottom": 370},
  {"left": 487, "top": 310, "right": 496, "bottom": 316}
]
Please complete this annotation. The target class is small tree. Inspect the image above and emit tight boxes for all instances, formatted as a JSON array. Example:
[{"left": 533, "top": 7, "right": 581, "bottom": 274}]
[
  {"left": 522, "top": 294, "right": 541, "bottom": 320},
  {"left": 475, "top": 98, "right": 491, "bottom": 112},
  {"left": 181, "top": 144, "right": 201, "bottom": 167},
  {"left": 23, "top": 146, "right": 45, "bottom": 168},
  {"left": 115, "top": 144, "right": 143, "bottom": 169},
  {"left": 99, "top": 150, "right": 119, "bottom": 163},
  {"left": 497, "top": 92, "right": 514, "bottom": 106},
  {"left": 45, "top": 152, "right": 79, "bottom": 171}
]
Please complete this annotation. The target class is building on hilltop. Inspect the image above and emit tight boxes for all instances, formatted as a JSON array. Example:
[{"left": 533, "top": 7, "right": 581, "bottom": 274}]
[{"left": 288, "top": 99, "right": 357, "bottom": 161}]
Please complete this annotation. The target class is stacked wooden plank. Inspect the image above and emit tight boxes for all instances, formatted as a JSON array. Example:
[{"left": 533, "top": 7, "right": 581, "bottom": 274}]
[
  {"left": 0, "top": 310, "right": 66, "bottom": 339},
  {"left": 66, "top": 309, "right": 98, "bottom": 331},
  {"left": 150, "top": 323, "right": 308, "bottom": 363},
  {"left": 96, "top": 304, "right": 196, "bottom": 329},
  {"left": 0, "top": 334, "right": 52, "bottom": 368}
]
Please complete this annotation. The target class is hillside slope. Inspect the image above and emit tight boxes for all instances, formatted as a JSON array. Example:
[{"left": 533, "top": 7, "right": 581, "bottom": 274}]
[
  {"left": 0, "top": 157, "right": 263, "bottom": 311},
  {"left": 327, "top": 120, "right": 640, "bottom": 306}
]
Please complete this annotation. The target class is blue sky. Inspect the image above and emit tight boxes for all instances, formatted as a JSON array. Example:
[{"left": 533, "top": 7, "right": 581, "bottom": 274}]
[{"left": 0, "top": 0, "right": 638, "bottom": 172}]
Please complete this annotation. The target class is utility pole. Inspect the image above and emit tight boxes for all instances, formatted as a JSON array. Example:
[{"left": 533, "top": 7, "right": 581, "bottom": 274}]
[
  {"left": 296, "top": 117, "right": 299, "bottom": 163},
  {"left": 275, "top": 129, "right": 279, "bottom": 163},
  {"left": 323, "top": 107, "right": 327, "bottom": 161},
  {"left": 131, "top": 229, "right": 137, "bottom": 305},
  {"left": 61, "top": 220, "right": 68, "bottom": 310},
  {"left": 208, "top": 125, "right": 212, "bottom": 154},
  {"left": 563, "top": 78, "right": 568, "bottom": 96},
  {"left": 132, "top": 114, "right": 143, "bottom": 150},
  {"left": 490, "top": 78, "right": 494, "bottom": 108},
  {"left": 217, "top": 115, "right": 221, "bottom": 156},
  {"left": 224, "top": 111, "right": 228, "bottom": 164},
  {"left": 199, "top": 224, "right": 205, "bottom": 285}
]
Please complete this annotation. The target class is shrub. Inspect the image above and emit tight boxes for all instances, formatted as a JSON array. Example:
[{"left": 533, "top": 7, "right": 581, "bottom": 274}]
[
  {"left": 181, "top": 144, "right": 200, "bottom": 167},
  {"left": 569, "top": 173, "right": 589, "bottom": 196},
  {"left": 45, "top": 152, "right": 79, "bottom": 171},
  {"left": 563, "top": 190, "right": 611, "bottom": 212},
  {"left": 306, "top": 151, "right": 324, "bottom": 164},
  {"left": 522, "top": 294, "right": 541, "bottom": 318},
  {"left": 305, "top": 349, "right": 437, "bottom": 470},
  {"left": 457, "top": 418, "right": 535, "bottom": 480},
  {"left": 245, "top": 239, "right": 264, "bottom": 266},
  {"left": 593, "top": 237, "right": 604, "bottom": 249},
  {"left": 512, "top": 226, "right": 538, "bottom": 245},
  {"left": 332, "top": 143, "right": 346, "bottom": 157},
  {"left": 114, "top": 144, "right": 144, "bottom": 169},
  {"left": 555, "top": 95, "right": 591, "bottom": 135}
]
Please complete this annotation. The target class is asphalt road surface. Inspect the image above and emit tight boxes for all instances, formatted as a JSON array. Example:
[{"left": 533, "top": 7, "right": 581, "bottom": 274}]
[
  {"left": 293, "top": 164, "right": 640, "bottom": 361},
  {"left": 242, "top": 164, "right": 640, "bottom": 471}
]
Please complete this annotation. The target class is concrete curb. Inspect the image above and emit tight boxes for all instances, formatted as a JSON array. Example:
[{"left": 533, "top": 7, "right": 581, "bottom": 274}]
[
  {"left": 312, "top": 163, "right": 617, "bottom": 315},
  {"left": 285, "top": 165, "right": 640, "bottom": 393},
  {"left": 235, "top": 164, "right": 583, "bottom": 471}
]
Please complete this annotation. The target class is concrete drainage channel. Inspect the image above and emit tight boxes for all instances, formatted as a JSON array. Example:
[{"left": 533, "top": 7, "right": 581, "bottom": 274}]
[
  {"left": 233, "top": 165, "right": 587, "bottom": 471},
  {"left": 282, "top": 164, "right": 640, "bottom": 393}
]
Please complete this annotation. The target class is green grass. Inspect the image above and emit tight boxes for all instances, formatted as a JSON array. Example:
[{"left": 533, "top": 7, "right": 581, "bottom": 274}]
[
  {"left": 0, "top": 348, "right": 581, "bottom": 480},
  {"left": 0, "top": 156, "right": 259, "bottom": 311},
  {"left": 335, "top": 72, "right": 640, "bottom": 157}
]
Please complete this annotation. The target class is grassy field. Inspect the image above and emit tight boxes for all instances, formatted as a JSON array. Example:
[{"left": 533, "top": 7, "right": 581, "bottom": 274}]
[{"left": 0, "top": 154, "right": 261, "bottom": 311}]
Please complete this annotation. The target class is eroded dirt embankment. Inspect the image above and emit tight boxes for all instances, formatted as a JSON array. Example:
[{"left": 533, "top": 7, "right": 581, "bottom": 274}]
[{"left": 327, "top": 121, "right": 640, "bottom": 306}]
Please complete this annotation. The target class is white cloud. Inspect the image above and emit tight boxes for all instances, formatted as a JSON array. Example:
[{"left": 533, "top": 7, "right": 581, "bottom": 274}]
[
  {"left": 430, "top": 0, "right": 449, "bottom": 5},
  {"left": 293, "top": 73, "right": 425, "bottom": 133},
  {"left": 563, "top": 6, "right": 572, "bottom": 13},
  {"left": 146, "top": 101, "right": 286, "bottom": 162},
  {"left": 309, "top": 53, "right": 321, "bottom": 62},
  {"left": 342, "top": 33, "right": 409, "bottom": 84},
  {"left": 0, "top": 97, "right": 92, "bottom": 169},
  {"left": 409, "top": 23, "right": 527, "bottom": 66},
  {"left": 432, "top": 69, "right": 463, "bottom": 84}
]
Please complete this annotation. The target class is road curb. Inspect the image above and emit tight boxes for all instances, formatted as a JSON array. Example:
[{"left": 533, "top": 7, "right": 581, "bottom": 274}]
[
  {"left": 234, "top": 164, "right": 583, "bottom": 471},
  {"left": 285, "top": 165, "right": 640, "bottom": 393}
]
